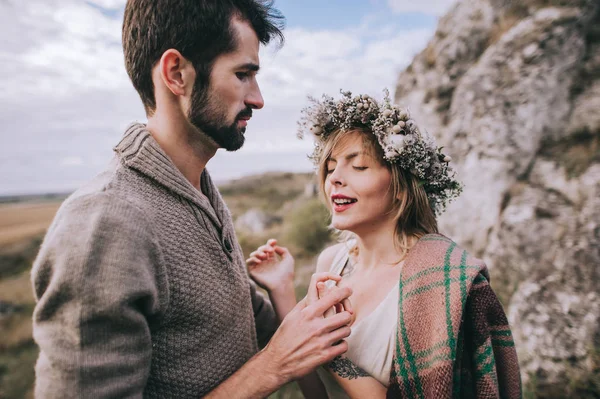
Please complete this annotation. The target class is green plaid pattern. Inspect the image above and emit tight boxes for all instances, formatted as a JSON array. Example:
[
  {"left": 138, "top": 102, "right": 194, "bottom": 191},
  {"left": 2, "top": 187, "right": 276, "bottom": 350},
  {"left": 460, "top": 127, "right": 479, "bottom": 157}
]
[{"left": 387, "top": 234, "right": 522, "bottom": 398}]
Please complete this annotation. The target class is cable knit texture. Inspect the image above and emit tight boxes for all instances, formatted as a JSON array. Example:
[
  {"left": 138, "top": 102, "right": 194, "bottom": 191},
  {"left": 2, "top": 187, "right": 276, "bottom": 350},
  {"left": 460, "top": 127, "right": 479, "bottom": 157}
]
[{"left": 31, "top": 123, "right": 278, "bottom": 398}]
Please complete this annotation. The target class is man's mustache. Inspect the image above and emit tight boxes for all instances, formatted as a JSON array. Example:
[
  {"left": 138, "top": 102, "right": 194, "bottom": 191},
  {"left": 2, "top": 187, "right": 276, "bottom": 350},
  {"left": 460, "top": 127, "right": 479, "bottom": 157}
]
[{"left": 237, "top": 107, "right": 253, "bottom": 120}]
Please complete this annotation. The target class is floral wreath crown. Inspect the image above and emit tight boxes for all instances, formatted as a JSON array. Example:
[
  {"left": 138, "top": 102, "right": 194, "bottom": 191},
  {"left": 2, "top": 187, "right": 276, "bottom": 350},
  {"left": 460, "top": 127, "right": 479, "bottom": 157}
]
[{"left": 297, "top": 89, "right": 463, "bottom": 215}]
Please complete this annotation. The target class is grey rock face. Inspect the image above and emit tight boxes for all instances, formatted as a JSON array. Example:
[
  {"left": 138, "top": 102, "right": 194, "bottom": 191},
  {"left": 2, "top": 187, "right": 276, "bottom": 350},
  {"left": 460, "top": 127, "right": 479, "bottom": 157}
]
[
  {"left": 395, "top": 0, "right": 600, "bottom": 389},
  {"left": 235, "top": 208, "right": 280, "bottom": 234}
]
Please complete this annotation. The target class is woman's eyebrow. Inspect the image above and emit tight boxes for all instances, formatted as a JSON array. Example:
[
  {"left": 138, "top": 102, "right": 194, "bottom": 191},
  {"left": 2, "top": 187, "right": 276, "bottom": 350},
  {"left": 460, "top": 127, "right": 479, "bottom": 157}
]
[
  {"left": 329, "top": 151, "right": 367, "bottom": 163},
  {"left": 345, "top": 151, "right": 367, "bottom": 160}
]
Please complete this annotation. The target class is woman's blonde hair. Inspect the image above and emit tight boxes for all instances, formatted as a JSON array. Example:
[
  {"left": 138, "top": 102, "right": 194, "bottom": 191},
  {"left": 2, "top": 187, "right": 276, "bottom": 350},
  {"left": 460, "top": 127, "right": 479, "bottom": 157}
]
[{"left": 317, "top": 127, "right": 438, "bottom": 259}]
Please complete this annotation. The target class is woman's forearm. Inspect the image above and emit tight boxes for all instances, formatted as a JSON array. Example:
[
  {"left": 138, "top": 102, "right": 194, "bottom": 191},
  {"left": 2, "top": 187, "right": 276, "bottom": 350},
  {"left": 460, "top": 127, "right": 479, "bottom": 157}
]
[
  {"left": 268, "top": 284, "right": 329, "bottom": 398},
  {"left": 297, "top": 371, "right": 329, "bottom": 399},
  {"left": 267, "top": 281, "right": 298, "bottom": 322},
  {"left": 327, "top": 358, "right": 386, "bottom": 399}
]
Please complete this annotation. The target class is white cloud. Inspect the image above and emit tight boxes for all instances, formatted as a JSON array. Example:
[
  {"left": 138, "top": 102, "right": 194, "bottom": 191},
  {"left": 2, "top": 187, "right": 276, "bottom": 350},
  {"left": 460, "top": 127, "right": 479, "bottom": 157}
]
[
  {"left": 252, "top": 23, "right": 432, "bottom": 139},
  {"left": 60, "top": 157, "right": 84, "bottom": 166},
  {"left": 16, "top": 1, "right": 127, "bottom": 96},
  {"left": 87, "top": 0, "right": 126, "bottom": 8},
  {"left": 387, "top": 0, "right": 457, "bottom": 16},
  {"left": 0, "top": 1, "right": 435, "bottom": 195}
]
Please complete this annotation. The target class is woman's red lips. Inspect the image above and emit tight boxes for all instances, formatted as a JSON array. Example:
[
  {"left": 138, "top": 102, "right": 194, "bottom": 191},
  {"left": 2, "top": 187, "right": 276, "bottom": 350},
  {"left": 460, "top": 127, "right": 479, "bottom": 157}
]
[
  {"left": 331, "top": 194, "right": 356, "bottom": 200},
  {"left": 331, "top": 194, "right": 357, "bottom": 212}
]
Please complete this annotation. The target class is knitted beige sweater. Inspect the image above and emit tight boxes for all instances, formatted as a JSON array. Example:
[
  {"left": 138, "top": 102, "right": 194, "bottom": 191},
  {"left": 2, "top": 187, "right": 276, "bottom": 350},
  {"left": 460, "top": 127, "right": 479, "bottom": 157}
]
[{"left": 31, "top": 123, "right": 278, "bottom": 398}]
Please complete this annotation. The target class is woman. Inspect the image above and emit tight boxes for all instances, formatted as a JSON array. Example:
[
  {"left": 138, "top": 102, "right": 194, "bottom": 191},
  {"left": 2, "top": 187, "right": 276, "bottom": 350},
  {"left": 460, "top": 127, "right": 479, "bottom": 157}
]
[{"left": 247, "top": 90, "right": 521, "bottom": 398}]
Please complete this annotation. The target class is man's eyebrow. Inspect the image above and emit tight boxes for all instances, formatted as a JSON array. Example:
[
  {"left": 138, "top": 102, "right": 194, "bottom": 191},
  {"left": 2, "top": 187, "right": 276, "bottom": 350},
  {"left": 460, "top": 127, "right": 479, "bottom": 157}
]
[{"left": 237, "top": 62, "right": 260, "bottom": 72}]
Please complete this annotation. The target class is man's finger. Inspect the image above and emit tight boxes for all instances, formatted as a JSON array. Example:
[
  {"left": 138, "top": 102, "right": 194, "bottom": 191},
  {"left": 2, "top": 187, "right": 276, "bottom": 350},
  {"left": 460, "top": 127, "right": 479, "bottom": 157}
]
[
  {"left": 324, "top": 326, "right": 351, "bottom": 346},
  {"left": 317, "top": 281, "right": 327, "bottom": 297},
  {"left": 307, "top": 272, "right": 341, "bottom": 306},
  {"left": 319, "top": 310, "right": 353, "bottom": 333},
  {"left": 296, "top": 296, "right": 308, "bottom": 308},
  {"left": 311, "top": 286, "right": 352, "bottom": 316},
  {"left": 307, "top": 276, "right": 320, "bottom": 305},
  {"left": 322, "top": 340, "right": 349, "bottom": 363},
  {"left": 340, "top": 297, "right": 354, "bottom": 315},
  {"left": 310, "top": 272, "right": 341, "bottom": 285},
  {"left": 318, "top": 282, "right": 336, "bottom": 318}
]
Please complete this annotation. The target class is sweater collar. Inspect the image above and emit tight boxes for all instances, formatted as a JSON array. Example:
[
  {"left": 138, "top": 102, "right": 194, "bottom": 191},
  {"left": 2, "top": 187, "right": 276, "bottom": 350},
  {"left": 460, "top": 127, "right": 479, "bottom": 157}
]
[{"left": 114, "top": 123, "right": 226, "bottom": 230}]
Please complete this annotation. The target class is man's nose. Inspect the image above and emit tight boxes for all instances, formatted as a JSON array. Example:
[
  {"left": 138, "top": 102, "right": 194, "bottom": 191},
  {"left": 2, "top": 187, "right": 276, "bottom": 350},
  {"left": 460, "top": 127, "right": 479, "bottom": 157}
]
[{"left": 246, "top": 81, "right": 264, "bottom": 110}]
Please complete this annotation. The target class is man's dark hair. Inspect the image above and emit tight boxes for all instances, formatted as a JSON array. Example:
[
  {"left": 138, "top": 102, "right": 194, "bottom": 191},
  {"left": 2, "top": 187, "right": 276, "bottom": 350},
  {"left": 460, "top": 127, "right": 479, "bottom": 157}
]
[{"left": 122, "top": 0, "right": 285, "bottom": 115}]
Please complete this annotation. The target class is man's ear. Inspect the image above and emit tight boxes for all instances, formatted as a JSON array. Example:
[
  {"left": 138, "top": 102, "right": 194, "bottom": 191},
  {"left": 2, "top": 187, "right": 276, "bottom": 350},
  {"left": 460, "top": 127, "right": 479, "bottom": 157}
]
[{"left": 158, "top": 49, "right": 195, "bottom": 97}]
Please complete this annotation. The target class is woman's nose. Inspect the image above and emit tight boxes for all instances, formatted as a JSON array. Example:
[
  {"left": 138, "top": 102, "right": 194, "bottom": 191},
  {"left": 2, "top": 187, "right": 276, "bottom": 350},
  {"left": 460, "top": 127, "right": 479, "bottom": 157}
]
[{"left": 328, "top": 167, "right": 345, "bottom": 186}]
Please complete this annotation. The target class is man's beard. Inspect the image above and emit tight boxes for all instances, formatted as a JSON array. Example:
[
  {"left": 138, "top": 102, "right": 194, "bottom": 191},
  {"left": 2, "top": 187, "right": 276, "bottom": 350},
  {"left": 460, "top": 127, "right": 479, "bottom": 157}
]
[{"left": 188, "top": 80, "right": 252, "bottom": 152}]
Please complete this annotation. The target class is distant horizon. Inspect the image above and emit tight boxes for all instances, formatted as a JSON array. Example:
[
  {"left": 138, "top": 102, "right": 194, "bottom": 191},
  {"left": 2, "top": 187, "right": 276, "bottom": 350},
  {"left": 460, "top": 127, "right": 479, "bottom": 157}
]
[{"left": 0, "top": 157, "right": 317, "bottom": 199}]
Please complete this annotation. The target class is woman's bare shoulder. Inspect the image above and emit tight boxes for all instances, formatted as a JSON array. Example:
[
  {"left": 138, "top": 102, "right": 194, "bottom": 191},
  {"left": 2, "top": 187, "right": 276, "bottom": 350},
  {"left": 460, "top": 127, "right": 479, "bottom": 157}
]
[{"left": 315, "top": 242, "right": 347, "bottom": 273}]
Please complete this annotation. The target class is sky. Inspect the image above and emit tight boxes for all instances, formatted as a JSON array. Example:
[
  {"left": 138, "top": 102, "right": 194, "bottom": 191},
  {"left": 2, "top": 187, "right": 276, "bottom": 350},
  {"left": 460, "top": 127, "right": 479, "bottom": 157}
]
[{"left": 0, "top": 0, "right": 457, "bottom": 196}]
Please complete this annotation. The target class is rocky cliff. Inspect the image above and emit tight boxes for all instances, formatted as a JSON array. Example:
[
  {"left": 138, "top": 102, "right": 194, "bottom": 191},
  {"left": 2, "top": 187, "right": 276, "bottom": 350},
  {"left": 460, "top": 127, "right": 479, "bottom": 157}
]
[{"left": 395, "top": 0, "right": 600, "bottom": 394}]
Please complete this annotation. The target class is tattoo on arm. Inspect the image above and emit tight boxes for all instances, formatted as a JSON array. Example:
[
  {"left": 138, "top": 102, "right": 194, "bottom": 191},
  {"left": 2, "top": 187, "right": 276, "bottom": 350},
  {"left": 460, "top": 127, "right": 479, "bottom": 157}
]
[{"left": 328, "top": 356, "right": 370, "bottom": 380}]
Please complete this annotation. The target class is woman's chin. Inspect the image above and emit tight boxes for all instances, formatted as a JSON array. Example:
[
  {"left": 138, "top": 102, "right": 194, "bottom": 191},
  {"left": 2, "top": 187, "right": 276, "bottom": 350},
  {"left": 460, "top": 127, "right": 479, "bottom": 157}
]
[
  {"left": 331, "top": 219, "right": 354, "bottom": 232},
  {"left": 330, "top": 220, "right": 344, "bottom": 231}
]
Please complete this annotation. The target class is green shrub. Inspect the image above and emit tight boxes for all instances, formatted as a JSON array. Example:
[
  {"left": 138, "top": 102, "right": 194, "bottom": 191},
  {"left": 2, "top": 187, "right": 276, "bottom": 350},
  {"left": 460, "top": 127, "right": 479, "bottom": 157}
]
[
  {"left": 236, "top": 231, "right": 272, "bottom": 260},
  {"left": 282, "top": 199, "right": 332, "bottom": 258},
  {"left": 0, "top": 235, "right": 43, "bottom": 279}
]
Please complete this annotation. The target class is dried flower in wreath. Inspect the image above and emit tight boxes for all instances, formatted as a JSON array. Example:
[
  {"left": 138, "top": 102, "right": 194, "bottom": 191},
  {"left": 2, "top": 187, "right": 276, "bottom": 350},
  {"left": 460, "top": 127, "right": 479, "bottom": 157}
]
[{"left": 297, "top": 89, "right": 462, "bottom": 215}]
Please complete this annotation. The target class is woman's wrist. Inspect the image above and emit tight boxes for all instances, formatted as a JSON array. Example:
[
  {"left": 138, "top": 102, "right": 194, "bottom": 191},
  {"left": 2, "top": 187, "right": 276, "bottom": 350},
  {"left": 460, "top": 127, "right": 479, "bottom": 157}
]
[
  {"left": 267, "top": 278, "right": 295, "bottom": 298},
  {"left": 267, "top": 280, "right": 298, "bottom": 322}
]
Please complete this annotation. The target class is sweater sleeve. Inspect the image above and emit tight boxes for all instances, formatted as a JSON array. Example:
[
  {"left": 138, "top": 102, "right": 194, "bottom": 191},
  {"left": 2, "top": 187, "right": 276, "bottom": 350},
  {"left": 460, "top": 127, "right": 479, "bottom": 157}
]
[
  {"left": 248, "top": 279, "right": 278, "bottom": 348},
  {"left": 31, "top": 193, "right": 168, "bottom": 399}
]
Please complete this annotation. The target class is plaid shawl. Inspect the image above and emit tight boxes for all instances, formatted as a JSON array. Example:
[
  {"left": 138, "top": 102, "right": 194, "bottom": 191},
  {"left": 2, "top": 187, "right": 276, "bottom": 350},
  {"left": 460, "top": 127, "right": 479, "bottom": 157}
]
[{"left": 386, "top": 234, "right": 522, "bottom": 398}]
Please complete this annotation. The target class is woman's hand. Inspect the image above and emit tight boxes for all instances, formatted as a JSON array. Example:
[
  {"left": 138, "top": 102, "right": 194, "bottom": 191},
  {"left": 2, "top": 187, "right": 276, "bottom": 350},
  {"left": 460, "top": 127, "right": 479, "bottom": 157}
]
[
  {"left": 246, "top": 239, "right": 295, "bottom": 294},
  {"left": 304, "top": 272, "right": 354, "bottom": 322}
]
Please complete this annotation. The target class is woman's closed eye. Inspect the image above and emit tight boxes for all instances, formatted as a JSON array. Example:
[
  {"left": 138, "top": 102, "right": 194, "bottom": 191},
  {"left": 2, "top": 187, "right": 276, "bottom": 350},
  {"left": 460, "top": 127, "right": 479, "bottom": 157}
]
[{"left": 353, "top": 166, "right": 368, "bottom": 171}]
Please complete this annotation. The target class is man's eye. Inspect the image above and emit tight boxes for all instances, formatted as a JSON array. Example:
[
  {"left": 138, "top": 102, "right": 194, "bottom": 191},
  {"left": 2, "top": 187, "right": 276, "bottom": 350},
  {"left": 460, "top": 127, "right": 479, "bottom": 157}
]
[{"left": 236, "top": 72, "right": 249, "bottom": 80}]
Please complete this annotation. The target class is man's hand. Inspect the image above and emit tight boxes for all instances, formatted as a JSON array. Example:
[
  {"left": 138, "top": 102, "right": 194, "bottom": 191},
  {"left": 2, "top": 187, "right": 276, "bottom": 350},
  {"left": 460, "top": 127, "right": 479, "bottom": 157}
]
[
  {"left": 204, "top": 275, "right": 355, "bottom": 398},
  {"left": 308, "top": 272, "right": 354, "bottom": 320},
  {"left": 261, "top": 284, "right": 354, "bottom": 382}
]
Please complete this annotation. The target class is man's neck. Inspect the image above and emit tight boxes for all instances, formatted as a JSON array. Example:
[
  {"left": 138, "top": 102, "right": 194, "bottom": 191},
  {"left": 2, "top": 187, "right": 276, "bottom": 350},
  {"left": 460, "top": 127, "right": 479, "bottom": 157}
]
[{"left": 146, "top": 112, "right": 218, "bottom": 191}]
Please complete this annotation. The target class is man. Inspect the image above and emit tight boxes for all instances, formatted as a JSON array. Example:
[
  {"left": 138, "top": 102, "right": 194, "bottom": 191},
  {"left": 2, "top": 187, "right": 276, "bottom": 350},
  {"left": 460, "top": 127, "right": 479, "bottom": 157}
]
[{"left": 31, "top": 0, "right": 353, "bottom": 397}]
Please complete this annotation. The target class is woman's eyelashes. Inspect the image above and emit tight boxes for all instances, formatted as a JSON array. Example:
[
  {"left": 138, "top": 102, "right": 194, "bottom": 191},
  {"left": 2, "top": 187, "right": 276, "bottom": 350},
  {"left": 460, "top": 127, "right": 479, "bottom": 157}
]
[{"left": 326, "top": 165, "right": 368, "bottom": 175}]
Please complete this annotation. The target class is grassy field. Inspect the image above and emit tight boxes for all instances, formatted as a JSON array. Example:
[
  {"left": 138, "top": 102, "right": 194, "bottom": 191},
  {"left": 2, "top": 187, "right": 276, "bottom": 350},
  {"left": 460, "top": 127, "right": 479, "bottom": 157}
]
[
  {"left": 0, "top": 201, "right": 59, "bottom": 398},
  {"left": 0, "top": 202, "right": 61, "bottom": 247},
  {"left": 0, "top": 173, "right": 327, "bottom": 399}
]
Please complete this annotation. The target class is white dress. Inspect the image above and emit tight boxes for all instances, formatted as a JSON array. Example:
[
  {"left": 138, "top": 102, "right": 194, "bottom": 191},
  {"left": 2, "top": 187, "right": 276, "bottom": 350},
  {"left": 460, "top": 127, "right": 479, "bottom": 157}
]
[{"left": 317, "top": 247, "right": 399, "bottom": 398}]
